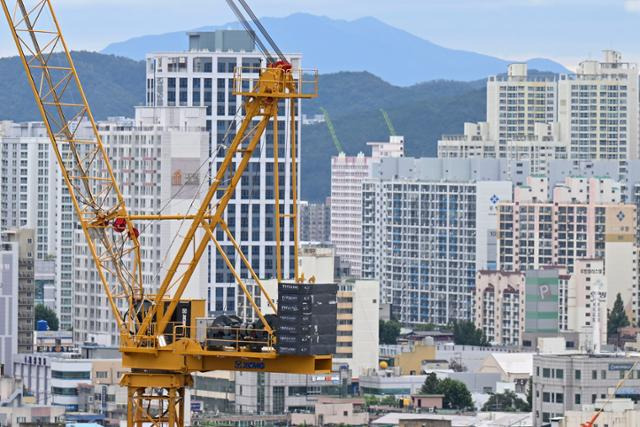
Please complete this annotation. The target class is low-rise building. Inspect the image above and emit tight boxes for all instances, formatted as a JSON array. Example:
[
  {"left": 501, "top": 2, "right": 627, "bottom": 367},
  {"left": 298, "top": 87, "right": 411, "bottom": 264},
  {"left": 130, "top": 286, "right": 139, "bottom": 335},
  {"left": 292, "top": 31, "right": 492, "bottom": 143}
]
[
  {"left": 394, "top": 341, "right": 436, "bottom": 375},
  {"left": 191, "top": 371, "right": 235, "bottom": 413},
  {"left": 0, "top": 405, "right": 65, "bottom": 426},
  {"left": 410, "top": 394, "right": 444, "bottom": 411},
  {"left": 234, "top": 370, "right": 352, "bottom": 415},
  {"left": 34, "top": 331, "right": 74, "bottom": 353},
  {"left": 291, "top": 397, "right": 369, "bottom": 426},
  {"left": 478, "top": 353, "right": 533, "bottom": 393},
  {"left": 360, "top": 374, "right": 428, "bottom": 397},
  {"left": 50, "top": 359, "right": 92, "bottom": 411},
  {"left": 555, "top": 398, "right": 640, "bottom": 427},
  {"left": 532, "top": 353, "right": 640, "bottom": 426}
]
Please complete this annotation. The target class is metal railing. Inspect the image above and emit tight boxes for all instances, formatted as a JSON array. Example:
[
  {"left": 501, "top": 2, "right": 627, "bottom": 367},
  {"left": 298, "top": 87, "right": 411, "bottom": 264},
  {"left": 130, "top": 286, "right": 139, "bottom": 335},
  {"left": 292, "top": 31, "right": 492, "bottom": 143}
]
[{"left": 233, "top": 66, "right": 319, "bottom": 99}]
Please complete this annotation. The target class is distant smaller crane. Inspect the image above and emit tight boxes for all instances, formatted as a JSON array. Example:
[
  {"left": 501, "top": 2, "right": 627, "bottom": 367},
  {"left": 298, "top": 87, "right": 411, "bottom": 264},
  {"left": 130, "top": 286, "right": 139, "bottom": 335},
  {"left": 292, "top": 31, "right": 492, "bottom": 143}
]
[
  {"left": 380, "top": 109, "right": 397, "bottom": 136},
  {"left": 320, "top": 107, "right": 345, "bottom": 154}
]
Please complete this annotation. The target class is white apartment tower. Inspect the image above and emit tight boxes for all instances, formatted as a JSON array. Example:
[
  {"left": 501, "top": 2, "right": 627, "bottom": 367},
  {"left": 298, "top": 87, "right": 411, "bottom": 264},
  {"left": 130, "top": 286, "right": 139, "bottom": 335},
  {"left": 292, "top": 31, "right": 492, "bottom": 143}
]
[
  {"left": 486, "top": 63, "right": 557, "bottom": 144},
  {"left": 441, "top": 51, "right": 640, "bottom": 171},
  {"left": 0, "top": 122, "right": 57, "bottom": 260},
  {"left": 330, "top": 136, "right": 404, "bottom": 277},
  {"left": 72, "top": 107, "right": 209, "bottom": 344},
  {"left": 361, "top": 158, "right": 524, "bottom": 324},
  {"left": 558, "top": 50, "right": 639, "bottom": 160},
  {"left": 146, "top": 30, "right": 302, "bottom": 314}
]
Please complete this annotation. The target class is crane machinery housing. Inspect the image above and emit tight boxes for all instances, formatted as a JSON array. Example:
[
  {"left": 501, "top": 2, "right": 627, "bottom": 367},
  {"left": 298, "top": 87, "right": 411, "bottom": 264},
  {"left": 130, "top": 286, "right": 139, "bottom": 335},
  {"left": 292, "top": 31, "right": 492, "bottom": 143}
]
[{"left": 0, "top": 0, "right": 333, "bottom": 425}]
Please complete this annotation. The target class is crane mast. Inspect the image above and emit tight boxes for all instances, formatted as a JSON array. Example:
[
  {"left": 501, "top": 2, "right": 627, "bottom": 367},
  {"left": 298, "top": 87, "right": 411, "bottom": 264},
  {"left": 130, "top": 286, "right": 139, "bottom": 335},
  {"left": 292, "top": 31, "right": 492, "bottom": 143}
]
[{"left": 1, "top": 1, "right": 328, "bottom": 426}]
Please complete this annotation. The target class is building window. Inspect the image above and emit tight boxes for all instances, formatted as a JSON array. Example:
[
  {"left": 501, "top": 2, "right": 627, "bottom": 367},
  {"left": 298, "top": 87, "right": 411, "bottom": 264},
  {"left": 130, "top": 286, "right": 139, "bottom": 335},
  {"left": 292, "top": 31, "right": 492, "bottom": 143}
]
[
  {"left": 592, "top": 394, "right": 597, "bottom": 403},
  {"left": 575, "top": 394, "right": 581, "bottom": 405},
  {"left": 543, "top": 368, "right": 551, "bottom": 378},
  {"left": 592, "top": 370, "right": 597, "bottom": 380},
  {"left": 51, "top": 370, "right": 90, "bottom": 380},
  {"left": 575, "top": 369, "right": 581, "bottom": 380},
  {"left": 543, "top": 392, "right": 550, "bottom": 402},
  {"left": 555, "top": 369, "right": 564, "bottom": 379},
  {"left": 555, "top": 393, "right": 563, "bottom": 404},
  {"left": 95, "top": 371, "right": 108, "bottom": 379},
  {"left": 601, "top": 370, "right": 607, "bottom": 379}
]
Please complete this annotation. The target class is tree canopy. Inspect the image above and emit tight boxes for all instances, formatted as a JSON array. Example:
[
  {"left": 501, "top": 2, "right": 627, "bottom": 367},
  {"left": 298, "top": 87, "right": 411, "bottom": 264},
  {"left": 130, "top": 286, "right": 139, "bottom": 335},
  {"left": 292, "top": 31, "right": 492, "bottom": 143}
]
[
  {"left": 379, "top": 319, "right": 401, "bottom": 345},
  {"left": 420, "top": 373, "right": 474, "bottom": 410},
  {"left": 453, "top": 321, "right": 489, "bottom": 346},
  {"left": 608, "top": 293, "right": 630, "bottom": 341},
  {"left": 34, "top": 304, "right": 59, "bottom": 331},
  {"left": 481, "top": 390, "right": 529, "bottom": 412}
]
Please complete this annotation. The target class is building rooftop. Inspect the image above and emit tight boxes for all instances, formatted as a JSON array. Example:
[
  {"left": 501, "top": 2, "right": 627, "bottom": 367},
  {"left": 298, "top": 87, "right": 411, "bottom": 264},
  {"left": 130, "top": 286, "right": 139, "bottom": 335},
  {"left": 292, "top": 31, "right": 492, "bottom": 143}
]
[
  {"left": 372, "top": 412, "right": 532, "bottom": 426},
  {"left": 489, "top": 353, "right": 534, "bottom": 376}
]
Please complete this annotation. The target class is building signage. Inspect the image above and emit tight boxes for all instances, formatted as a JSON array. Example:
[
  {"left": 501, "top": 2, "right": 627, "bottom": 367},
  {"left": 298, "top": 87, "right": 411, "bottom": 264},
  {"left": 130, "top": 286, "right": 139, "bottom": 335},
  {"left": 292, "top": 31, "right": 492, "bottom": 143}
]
[
  {"left": 234, "top": 360, "right": 266, "bottom": 370},
  {"left": 608, "top": 363, "right": 634, "bottom": 371}
]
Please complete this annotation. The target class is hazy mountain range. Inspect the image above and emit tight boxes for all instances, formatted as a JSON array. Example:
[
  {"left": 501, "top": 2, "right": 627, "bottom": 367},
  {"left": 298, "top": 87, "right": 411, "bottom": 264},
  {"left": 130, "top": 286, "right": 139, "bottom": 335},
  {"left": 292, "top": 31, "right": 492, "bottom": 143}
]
[{"left": 102, "top": 13, "right": 569, "bottom": 86}]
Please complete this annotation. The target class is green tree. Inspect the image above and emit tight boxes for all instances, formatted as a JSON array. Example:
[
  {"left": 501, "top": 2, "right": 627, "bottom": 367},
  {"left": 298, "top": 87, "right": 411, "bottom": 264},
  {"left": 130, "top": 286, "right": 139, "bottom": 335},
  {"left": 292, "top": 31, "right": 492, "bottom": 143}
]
[
  {"left": 481, "top": 390, "right": 529, "bottom": 412},
  {"left": 526, "top": 379, "right": 532, "bottom": 411},
  {"left": 381, "top": 395, "right": 398, "bottom": 406},
  {"left": 608, "top": 293, "right": 630, "bottom": 343},
  {"left": 414, "top": 323, "right": 446, "bottom": 332},
  {"left": 420, "top": 372, "right": 440, "bottom": 394},
  {"left": 438, "top": 378, "right": 474, "bottom": 410},
  {"left": 379, "top": 320, "right": 401, "bottom": 344},
  {"left": 419, "top": 373, "right": 474, "bottom": 410},
  {"left": 452, "top": 321, "right": 489, "bottom": 346},
  {"left": 34, "top": 304, "right": 59, "bottom": 331}
]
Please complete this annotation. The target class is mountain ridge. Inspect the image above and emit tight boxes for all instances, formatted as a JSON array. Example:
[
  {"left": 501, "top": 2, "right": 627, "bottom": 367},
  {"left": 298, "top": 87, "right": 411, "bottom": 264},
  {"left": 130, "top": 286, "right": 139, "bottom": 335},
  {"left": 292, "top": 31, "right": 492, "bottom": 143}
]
[
  {"left": 101, "top": 13, "right": 569, "bottom": 86},
  {"left": 0, "top": 52, "right": 487, "bottom": 201}
]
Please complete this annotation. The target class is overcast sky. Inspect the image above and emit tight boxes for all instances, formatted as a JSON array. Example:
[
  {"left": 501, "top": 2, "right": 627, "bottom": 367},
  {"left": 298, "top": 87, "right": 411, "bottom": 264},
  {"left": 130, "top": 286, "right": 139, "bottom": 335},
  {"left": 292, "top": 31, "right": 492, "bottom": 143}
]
[{"left": 1, "top": 0, "right": 640, "bottom": 68}]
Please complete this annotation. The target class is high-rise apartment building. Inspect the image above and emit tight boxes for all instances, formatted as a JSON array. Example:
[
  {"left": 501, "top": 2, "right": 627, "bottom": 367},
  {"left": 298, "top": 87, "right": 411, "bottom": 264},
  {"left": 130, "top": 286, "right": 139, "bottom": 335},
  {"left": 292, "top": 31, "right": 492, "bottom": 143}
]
[
  {"left": 146, "top": 30, "right": 302, "bottom": 313},
  {"left": 0, "top": 232, "right": 18, "bottom": 376},
  {"left": 479, "top": 261, "right": 610, "bottom": 350},
  {"left": 558, "top": 50, "right": 639, "bottom": 160},
  {"left": 438, "top": 121, "right": 568, "bottom": 175},
  {"left": 0, "top": 122, "right": 71, "bottom": 328},
  {"left": 330, "top": 136, "right": 404, "bottom": 278},
  {"left": 486, "top": 63, "right": 558, "bottom": 144},
  {"left": 71, "top": 107, "right": 209, "bottom": 345},
  {"left": 362, "top": 158, "right": 527, "bottom": 324},
  {"left": 497, "top": 176, "right": 638, "bottom": 321},
  {"left": 0, "top": 122, "right": 58, "bottom": 261},
  {"left": 475, "top": 270, "right": 525, "bottom": 346},
  {"left": 0, "top": 229, "right": 34, "bottom": 375},
  {"left": 300, "top": 198, "right": 331, "bottom": 243},
  {"left": 440, "top": 51, "right": 640, "bottom": 169}
]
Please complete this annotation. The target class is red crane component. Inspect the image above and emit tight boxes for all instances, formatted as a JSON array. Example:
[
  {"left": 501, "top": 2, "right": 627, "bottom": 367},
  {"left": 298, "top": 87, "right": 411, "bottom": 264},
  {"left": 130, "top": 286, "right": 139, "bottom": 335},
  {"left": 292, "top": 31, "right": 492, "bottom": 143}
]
[{"left": 112, "top": 217, "right": 128, "bottom": 233}]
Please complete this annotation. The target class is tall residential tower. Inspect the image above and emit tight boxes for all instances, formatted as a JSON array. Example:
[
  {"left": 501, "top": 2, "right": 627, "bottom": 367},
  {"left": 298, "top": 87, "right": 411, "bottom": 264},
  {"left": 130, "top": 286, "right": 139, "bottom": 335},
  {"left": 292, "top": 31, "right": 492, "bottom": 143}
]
[{"left": 146, "top": 30, "right": 302, "bottom": 313}]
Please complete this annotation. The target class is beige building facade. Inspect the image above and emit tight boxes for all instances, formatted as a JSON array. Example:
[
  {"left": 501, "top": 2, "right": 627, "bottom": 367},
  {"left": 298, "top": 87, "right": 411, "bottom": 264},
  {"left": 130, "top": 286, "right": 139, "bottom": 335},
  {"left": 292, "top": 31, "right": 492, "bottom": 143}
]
[{"left": 475, "top": 270, "right": 525, "bottom": 346}]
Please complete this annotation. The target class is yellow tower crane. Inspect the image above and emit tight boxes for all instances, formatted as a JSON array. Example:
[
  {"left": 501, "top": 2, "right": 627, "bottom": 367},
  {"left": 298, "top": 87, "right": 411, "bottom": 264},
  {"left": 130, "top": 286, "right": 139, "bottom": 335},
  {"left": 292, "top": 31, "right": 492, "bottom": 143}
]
[{"left": 0, "top": 0, "right": 330, "bottom": 425}]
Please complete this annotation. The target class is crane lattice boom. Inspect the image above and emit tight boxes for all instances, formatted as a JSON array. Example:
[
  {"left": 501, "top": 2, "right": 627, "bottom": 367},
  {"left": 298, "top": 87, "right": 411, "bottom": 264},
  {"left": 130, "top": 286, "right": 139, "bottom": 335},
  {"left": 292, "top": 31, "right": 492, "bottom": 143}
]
[{"left": 1, "top": 1, "right": 329, "bottom": 426}]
